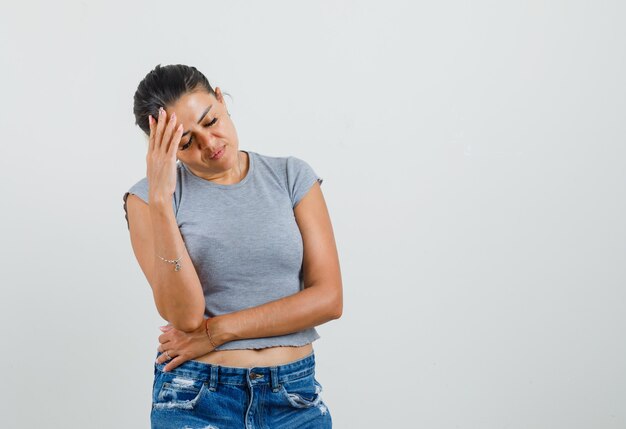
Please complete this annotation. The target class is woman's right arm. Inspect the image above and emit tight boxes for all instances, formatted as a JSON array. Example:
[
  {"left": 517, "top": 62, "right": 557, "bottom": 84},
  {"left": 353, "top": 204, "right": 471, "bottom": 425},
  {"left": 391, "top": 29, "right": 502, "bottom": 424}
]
[
  {"left": 126, "top": 193, "right": 206, "bottom": 333},
  {"left": 125, "top": 108, "right": 205, "bottom": 333}
]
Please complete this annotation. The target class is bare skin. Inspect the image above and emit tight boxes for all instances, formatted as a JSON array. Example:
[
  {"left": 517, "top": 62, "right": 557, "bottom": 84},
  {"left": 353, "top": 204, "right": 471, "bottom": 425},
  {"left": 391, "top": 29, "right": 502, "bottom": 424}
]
[
  {"left": 193, "top": 344, "right": 314, "bottom": 368},
  {"left": 127, "top": 87, "right": 342, "bottom": 372}
]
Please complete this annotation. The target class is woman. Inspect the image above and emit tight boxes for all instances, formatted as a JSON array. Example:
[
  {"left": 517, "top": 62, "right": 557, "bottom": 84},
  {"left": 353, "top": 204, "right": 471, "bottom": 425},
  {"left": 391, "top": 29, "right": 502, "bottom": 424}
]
[{"left": 123, "top": 64, "right": 342, "bottom": 428}]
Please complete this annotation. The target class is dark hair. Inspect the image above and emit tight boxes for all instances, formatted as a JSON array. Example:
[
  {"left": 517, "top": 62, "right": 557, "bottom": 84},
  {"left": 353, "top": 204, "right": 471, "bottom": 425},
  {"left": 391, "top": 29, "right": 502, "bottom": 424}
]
[{"left": 133, "top": 64, "right": 229, "bottom": 136}]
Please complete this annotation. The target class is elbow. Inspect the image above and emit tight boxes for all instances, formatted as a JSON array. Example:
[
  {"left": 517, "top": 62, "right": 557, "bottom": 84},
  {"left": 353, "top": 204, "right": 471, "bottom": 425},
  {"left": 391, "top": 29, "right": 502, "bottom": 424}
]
[
  {"left": 169, "top": 314, "right": 206, "bottom": 333},
  {"left": 312, "top": 282, "right": 342, "bottom": 321},
  {"left": 153, "top": 288, "right": 206, "bottom": 333},
  {"left": 181, "top": 317, "right": 206, "bottom": 333},
  {"left": 327, "top": 288, "right": 343, "bottom": 320},
  {"left": 158, "top": 302, "right": 206, "bottom": 333},
  {"left": 329, "top": 304, "right": 342, "bottom": 320}
]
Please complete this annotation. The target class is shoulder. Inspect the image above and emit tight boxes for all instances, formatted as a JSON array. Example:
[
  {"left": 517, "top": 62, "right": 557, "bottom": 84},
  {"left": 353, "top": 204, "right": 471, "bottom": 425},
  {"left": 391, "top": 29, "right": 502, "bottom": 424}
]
[
  {"left": 249, "top": 151, "right": 322, "bottom": 208},
  {"left": 254, "top": 151, "right": 324, "bottom": 208},
  {"left": 125, "top": 176, "right": 149, "bottom": 200},
  {"left": 125, "top": 163, "right": 185, "bottom": 194},
  {"left": 247, "top": 150, "right": 289, "bottom": 184},
  {"left": 125, "top": 163, "right": 185, "bottom": 198},
  {"left": 122, "top": 164, "right": 184, "bottom": 229},
  {"left": 123, "top": 177, "right": 150, "bottom": 231},
  {"left": 250, "top": 150, "right": 289, "bottom": 170},
  {"left": 250, "top": 151, "right": 317, "bottom": 177}
]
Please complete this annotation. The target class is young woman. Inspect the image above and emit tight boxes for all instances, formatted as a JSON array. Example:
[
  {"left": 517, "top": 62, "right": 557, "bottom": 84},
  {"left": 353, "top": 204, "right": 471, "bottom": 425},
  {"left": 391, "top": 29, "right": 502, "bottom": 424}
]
[{"left": 123, "top": 64, "right": 342, "bottom": 428}]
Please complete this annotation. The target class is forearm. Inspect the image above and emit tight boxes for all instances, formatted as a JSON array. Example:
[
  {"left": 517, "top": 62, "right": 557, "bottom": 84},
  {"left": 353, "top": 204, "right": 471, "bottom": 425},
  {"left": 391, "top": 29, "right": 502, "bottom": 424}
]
[
  {"left": 210, "top": 284, "right": 342, "bottom": 345},
  {"left": 149, "top": 198, "right": 205, "bottom": 332}
]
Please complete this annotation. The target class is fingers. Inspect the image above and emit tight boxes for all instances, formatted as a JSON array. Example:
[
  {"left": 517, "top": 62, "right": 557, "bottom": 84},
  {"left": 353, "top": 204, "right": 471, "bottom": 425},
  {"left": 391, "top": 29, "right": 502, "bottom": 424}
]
[
  {"left": 155, "top": 107, "right": 166, "bottom": 150},
  {"left": 155, "top": 349, "right": 173, "bottom": 363},
  {"left": 148, "top": 115, "right": 155, "bottom": 151},
  {"left": 156, "top": 351, "right": 172, "bottom": 365},
  {"left": 149, "top": 107, "right": 183, "bottom": 157},
  {"left": 155, "top": 346, "right": 174, "bottom": 360},
  {"left": 154, "top": 349, "right": 183, "bottom": 372},
  {"left": 170, "top": 123, "right": 184, "bottom": 158},
  {"left": 160, "top": 324, "right": 173, "bottom": 332},
  {"left": 161, "top": 111, "right": 177, "bottom": 152},
  {"left": 164, "top": 356, "right": 184, "bottom": 372}
]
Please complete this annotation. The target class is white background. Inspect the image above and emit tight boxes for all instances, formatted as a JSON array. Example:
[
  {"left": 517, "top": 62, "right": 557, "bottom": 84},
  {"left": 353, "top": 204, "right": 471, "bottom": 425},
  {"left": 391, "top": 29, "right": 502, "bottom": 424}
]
[{"left": 1, "top": 1, "right": 625, "bottom": 428}]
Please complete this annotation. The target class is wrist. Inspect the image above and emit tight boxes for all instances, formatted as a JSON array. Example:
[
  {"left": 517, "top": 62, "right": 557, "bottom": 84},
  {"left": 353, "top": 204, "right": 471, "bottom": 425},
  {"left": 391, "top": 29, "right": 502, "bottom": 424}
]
[
  {"left": 148, "top": 194, "right": 172, "bottom": 210},
  {"left": 206, "top": 315, "right": 237, "bottom": 347}
]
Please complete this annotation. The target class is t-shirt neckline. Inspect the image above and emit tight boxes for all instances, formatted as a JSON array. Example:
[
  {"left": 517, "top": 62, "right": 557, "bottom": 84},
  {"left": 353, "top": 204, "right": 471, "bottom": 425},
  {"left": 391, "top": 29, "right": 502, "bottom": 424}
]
[{"left": 181, "top": 150, "right": 254, "bottom": 189}]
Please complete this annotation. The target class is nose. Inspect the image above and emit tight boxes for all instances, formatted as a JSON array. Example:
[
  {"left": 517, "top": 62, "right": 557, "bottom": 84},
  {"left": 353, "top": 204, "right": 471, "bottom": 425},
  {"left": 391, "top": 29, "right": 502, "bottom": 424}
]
[{"left": 195, "top": 130, "right": 220, "bottom": 151}]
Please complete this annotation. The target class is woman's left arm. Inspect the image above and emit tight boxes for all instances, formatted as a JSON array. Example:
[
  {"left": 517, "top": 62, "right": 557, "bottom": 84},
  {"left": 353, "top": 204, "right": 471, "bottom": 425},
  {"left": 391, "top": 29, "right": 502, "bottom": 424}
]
[{"left": 209, "top": 180, "right": 343, "bottom": 345}]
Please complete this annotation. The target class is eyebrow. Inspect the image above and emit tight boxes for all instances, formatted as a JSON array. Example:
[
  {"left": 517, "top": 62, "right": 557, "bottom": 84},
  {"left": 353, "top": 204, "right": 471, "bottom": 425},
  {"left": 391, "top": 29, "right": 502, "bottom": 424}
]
[{"left": 181, "top": 105, "right": 212, "bottom": 138}]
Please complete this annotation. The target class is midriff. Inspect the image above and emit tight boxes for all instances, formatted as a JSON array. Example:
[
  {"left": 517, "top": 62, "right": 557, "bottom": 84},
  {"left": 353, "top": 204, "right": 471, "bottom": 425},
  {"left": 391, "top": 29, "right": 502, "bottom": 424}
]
[{"left": 190, "top": 343, "right": 313, "bottom": 369}]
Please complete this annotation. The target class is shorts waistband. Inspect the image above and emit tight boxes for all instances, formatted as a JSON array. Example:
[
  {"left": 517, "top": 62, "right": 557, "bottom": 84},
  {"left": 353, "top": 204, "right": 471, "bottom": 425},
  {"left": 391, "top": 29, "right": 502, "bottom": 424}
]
[{"left": 154, "top": 350, "right": 316, "bottom": 388}]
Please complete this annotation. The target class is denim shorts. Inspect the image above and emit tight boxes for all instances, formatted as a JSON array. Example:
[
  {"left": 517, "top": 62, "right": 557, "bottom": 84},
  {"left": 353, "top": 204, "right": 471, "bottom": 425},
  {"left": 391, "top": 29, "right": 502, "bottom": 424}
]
[{"left": 150, "top": 350, "right": 332, "bottom": 429}]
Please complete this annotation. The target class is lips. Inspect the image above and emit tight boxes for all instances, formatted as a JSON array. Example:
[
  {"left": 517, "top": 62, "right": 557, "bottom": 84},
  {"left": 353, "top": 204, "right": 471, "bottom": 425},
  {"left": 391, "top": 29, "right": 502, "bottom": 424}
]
[{"left": 210, "top": 146, "right": 225, "bottom": 159}]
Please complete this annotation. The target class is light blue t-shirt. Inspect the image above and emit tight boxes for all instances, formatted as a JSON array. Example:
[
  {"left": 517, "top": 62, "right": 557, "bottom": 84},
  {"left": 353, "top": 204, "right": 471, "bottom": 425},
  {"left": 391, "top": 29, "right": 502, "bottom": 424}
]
[{"left": 123, "top": 150, "right": 323, "bottom": 350}]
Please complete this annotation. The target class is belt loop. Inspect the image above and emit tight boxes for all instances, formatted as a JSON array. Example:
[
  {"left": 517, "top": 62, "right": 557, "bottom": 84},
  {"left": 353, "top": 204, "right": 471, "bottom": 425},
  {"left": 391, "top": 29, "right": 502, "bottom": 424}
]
[
  {"left": 209, "top": 365, "right": 218, "bottom": 391},
  {"left": 270, "top": 366, "right": 280, "bottom": 392}
]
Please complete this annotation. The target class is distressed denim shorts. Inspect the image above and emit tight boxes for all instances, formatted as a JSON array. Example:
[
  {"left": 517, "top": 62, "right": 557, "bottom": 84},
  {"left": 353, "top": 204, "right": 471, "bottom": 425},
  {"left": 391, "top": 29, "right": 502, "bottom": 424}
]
[{"left": 151, "top": 349, "right": 332, "bottom": 429}]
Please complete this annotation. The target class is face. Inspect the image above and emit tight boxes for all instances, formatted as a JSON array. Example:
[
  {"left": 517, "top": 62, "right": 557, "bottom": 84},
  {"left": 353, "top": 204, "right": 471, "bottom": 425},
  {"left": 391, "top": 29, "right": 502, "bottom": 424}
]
[{"left": 165, "top": 88, "right": 240, "bottom": 178}]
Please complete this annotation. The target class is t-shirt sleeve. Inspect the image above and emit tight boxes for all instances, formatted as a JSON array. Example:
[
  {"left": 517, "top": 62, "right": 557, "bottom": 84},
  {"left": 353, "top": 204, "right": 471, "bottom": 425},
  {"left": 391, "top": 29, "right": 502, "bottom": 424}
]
[
  {"left": 286, "top": 156, "right": 324, "bottom": 209},
  {"left": 122, "top": 177, "right": 176, "bottom": 230},
  {"left": 123, "top": 177, "right": 149, "bottom": 230}
]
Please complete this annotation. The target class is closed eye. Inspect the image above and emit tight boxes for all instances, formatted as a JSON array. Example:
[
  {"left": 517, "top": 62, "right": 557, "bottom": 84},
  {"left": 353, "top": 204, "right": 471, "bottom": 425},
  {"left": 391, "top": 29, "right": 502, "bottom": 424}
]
[{"left": 179, "top": 117, "right": 218, "bottom": 151}]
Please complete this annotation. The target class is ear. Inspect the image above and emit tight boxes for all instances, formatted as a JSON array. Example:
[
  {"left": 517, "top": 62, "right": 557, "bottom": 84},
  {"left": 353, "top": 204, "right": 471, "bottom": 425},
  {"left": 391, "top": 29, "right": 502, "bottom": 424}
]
[{"left": 214, "top": 87, "right": 224, "bottom": 103}]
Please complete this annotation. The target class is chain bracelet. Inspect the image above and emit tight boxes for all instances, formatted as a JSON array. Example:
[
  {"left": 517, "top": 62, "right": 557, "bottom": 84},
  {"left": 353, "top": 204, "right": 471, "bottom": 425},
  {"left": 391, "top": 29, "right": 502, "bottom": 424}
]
[
  {"left": 205, "top": 318, "right": 218, "bottom": 349},
  {"left": 157, "top": 254, "right": 183, "bottom": 271}
]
